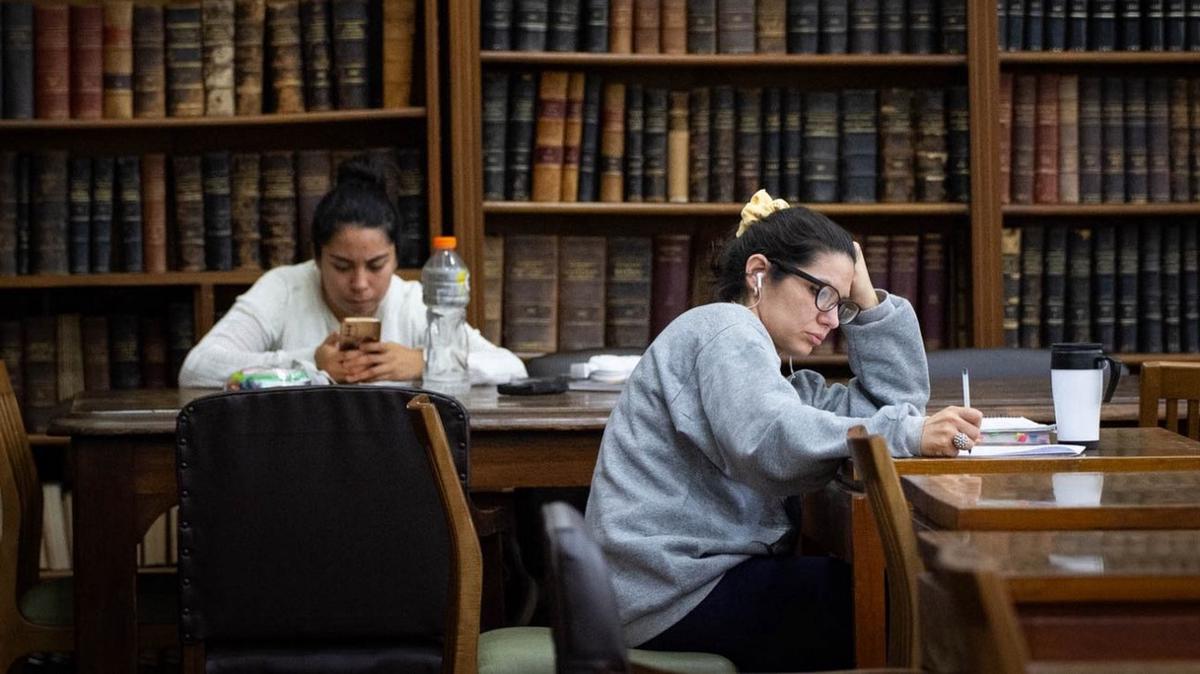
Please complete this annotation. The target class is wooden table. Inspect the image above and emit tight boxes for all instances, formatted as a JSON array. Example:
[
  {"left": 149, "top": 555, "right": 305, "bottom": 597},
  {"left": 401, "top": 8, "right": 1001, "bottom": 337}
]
[{"left": 918, "top": 529, "right": 1200, "bottom": 659}]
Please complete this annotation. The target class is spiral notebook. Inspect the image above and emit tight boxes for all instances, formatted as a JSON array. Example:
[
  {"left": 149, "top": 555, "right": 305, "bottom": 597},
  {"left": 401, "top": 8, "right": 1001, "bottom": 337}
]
[{"left": 958, "top": 417, "right": 1083, "bottom": 457}]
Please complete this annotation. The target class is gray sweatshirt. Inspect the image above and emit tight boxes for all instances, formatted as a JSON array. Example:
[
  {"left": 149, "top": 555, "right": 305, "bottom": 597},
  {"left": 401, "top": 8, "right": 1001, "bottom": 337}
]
[{"left": 585, "top": 292, "right": 929, "bottom": 646}]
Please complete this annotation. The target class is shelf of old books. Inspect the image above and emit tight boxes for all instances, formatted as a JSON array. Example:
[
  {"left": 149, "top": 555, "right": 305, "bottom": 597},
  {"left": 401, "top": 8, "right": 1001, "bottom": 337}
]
[
  {"left": 0, "top": 269, "right": 421, "bottom": 290},
  {"left": 0, "top": 108, "right": 427, "bottom": 131},
  {"left": 484, "top": 202, "right": 971, "bottom": 217},
  {"left": 1004, "top": 205, "right": 1200, "bottom": 216},
  {"left": 999, "top": 53, "right": 1200, "bottom": 65},
  {"left": 480, "top": 52, "right": 968, "bottom": 68}
]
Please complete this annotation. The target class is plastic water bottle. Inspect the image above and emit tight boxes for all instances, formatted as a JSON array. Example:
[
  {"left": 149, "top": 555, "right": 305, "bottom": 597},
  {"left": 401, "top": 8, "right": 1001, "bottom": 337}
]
[{"left": 421, "top": 236, "right": 470, "bottom": 395}]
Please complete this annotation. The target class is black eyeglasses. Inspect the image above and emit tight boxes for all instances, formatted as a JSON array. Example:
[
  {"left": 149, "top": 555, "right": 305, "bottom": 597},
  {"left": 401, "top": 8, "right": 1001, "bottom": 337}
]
[{"left": 767, "top": 259, "right": 861, "bottom": 324}]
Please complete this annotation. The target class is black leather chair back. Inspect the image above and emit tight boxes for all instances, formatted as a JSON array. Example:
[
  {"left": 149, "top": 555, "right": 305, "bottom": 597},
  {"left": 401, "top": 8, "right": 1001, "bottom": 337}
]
[
  {"left": 176, "top": 386, "right": 471, "bottom": 671},
  {"left": 541, "top": 502, "right": 629, "bottom": 674}
]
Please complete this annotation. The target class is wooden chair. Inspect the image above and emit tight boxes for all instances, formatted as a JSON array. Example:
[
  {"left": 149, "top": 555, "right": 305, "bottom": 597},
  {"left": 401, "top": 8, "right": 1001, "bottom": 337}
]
[
  {"left": 0, "top": 361, "right": 176, "bottom": 672},
  {"left": 1139, "top": 361, "right": 1200, "bottom": 440}
]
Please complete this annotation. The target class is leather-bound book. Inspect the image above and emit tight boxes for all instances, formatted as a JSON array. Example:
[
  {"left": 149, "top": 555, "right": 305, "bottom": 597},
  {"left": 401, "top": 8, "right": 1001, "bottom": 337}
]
[
  {"left": 879, "top": 0, "right": 903, "bottom": 52},
  {"left": 557, "top": 235, "right": 606, "bottom": 350},
  {"left": 506, "top": 71, "right": 537, "bottom": 200},
  {"left": 582, "top": 0, "right": 608, "bottom": 52},
  {"left": 624, "top": 83, "right": 644, "bottom": 202},
  {"left": 687, "top": 87, "right": 710, "bottom": 202},
  {"left": 299, "top": 0, "right": 332, "bottom": 111},
  {"left": 863, "top": 233, "right": 890, "bottom": 292},
  {"left": 1010, "top": 75, "right": 1036, "bottom": 204},
  {"left": 140, "top": 317, "right": 168, "bottom": 388},
  {"left": 946, "top": 85, "right": 970, "bottom": 203},
  {"left": 33, "top": 2, "right": 69, "bottom": 119},
  {"left": 1170, "top": 78, "right": 1190, "bottom": 201},
  {"left": 55, "top": 314, "right": 83, "bottom": 406},
  {"left": 605, "top": 236, "right": 651, "bottom": 347},
  {"left": 1001, "top": 227, "right": 1022, "bottom": 347},
  {"left": 761, "top": 87, "right": 781, "bottom": 195},
  {"left": 757, "top": 0, "right": 787, "bottom": 52},
  {"left": 133, "top": 1, "right": 166, "bottom": 118},
  {"left": 1092, "top": 224, "right": 1116, "bottom": 352},
  {"left": 259, "top": 150, "right": 296, "bottom": 268},
  {"left": 67, "top": 156, "right": 91, "bottom": 274},
  {"left": 1182, "top": 224, "right": 1198, "bottom": 353},
  {"left": 734, "top": 87, "right": 761, "bottom": 202},
  {"left": 3, "top": 2, "right": 34, "bottom": 119},
  {"left": 667, "top": 90, "right": 690, "bottom": 203},
  {"left": 114, "top": 156, "right": 142, "bottom": 271},
  {"left": 1067, "top": 0, "right": 1087, "bottom": 49},
  {"left": 515, "top": 0, "right": 548, "bottom": 50},
  {"left": 395, "top": 147, "right": 427, "bottom": 267},
  {"left": 912, "top": 90, "right": 940, "bottom": 203},
  {"left": 642, "top": 86, "right": 668, "bottom": 202},
  {"left": 1139, "top": 222, "right": 1163, "bottom": 352},
  {"left": 1147, "top": 77, "right": 1171, "bottom": 202},
  {"left": 1057, "top": 75, "right": 1079, "bottom": 203},
  {"left": 331, "top": 0, "right": 368, "bottom": 109},
  {"left": 172, "top": 155, "right": 205, "bottom": 271},
  {"left": 108, "top": 313, "right": 141, "bottom": 389},
  {"left": 803, "top": 91, "right": 838, "bottom": 202},
  {"left": 31, "top": 151, "right": 68, "bottom": 274},
  {"left": 687, "top": 0, "right": 716, "bottom": 53},
  {"left": 598, "top": 81, "right": 625, "bottom": 202},
  {"left": 1034, "top": 74, "right": 1060, "bottom": 204},
  {"left": 1018, "top": 224, "right": 1044, "bottom": 348},
  {"left": 482, "top": 73, "right": 511, "bottom": 200},
  {"left": 919, "top": 232, "right": 945, "bottom": 350},
  {"left": 709, "top": 85, "right": 734, "bottom": 202},
  {"left": 141, "top": 153, "right": 167, "bottom": 273},
  {"left": 165, "top": 301, "right": 194, "bottom": 385},
  {"left": 633, "top": 0, "right": 660, "bottom": 52},
  {"left": 80, "top": 315, "right": 110, "bottom": 390},
  {"left": 1115, "top": 223, "right": 1139, "bottom": 352},
  {"left": 165, "top": 1, "right": 204, "bottom": 117},
  {"left": 265, "top": 0, "right": 304, "bottom": 113},
  {"left": 234, "top": 0, "right": 264, "bottom": 114},
  {"left": 1026, "top": 0, "right": 1045, "bottom": 50},
  {"left": 503, "top": 234, "right": 558, "bottom": 353},
  {"left": 21, "top": 315, "right": 57, "bottom": 432},
  {"left": 842, "top": 89, "right": 877, "bottom": 202},
  {"left": 1078, "top": 76, "right": 1102, "bottom": 203},
  {"left": 548, "top": 0, "right": 580, "bottom": 51},
  {"left": 650, "top": 233, "right": 690, "bottom": 338},
  {"left": 14, "top": 155, "right": 29, "bottom": 274},
  {"left": 90, "top": 156, "right": 113, "bottom": 272},
  {"left": 482, "top": 235, "right": 504, "bottom": 344},
  {"left": 849, "top": 0, "right": 879, "bottom": 53},
  {"left": 789, "top": 0, "right": 819, "bottom": 52},
  {"left": 1170, "top": 0, "right": 1189, "bottom": 50},
  {"left": 941, "top": 0, "right": 966, "bottom": 53},
  {"left": 295, "top": 149, "right": 331, "bottom": 260},
  {"left": 1192, "top": 80, "right": 1200, "bottom": 199},
  {"left": 781, "top": 87, "right": 802, "bottom": 201},
  {"left": 1124, "top": 77, "right": 1149, "bottom": 203},
  {"left": 1042, "top": 223, "right": 1067, "bottom": 345},
  {"left": 482, "top": 0, "right": 513, "bottom": 49},
  {"left": 1148, "top": 0, "right": 1169, "bottom": 50},
  {"left": 102, "top": 2, "right": 134, "bottom": 118},
  {"left": 202, "top": 0, "right": 235, "bottom": 115},
  {"left": 531, "top": 70, "right": 569, "bottom": 202},
  {"left": 1162, "top": 222, "right": 1182, "bottom": 352},
  {"left": 906, "top": 0, "right": 932, "bottom": 53},
  {"left": 482, "top": 71, "right": 509, "bottom": 201},
  {"left": 1006, "top": 0, "right": 1026, "bottom": 50},
  {"left": 577, "top": 76, "right": 602, "bottom": 201},
  {"left": 717, "top": 0, "right": 754, "bottom": 53},
  {"left": 887, "top": 234, "right": 919, "bottom": 303},
  {"left": 203, "top": 152, "right": 232, "bottom": 270},
  {"left": 1189, "top": 0, "right": 1200, "bottom": 50},
  {"left": 230, "top": 152, "right": 261, "bottom": 269},
  {"left": 660, "top": 0, "right": 686, "bottom": 53},
  {"left": 821, "top": 0, "right": 849, "bottom": 52},
  {"left": 0, "top": 153, "right": 16, "bottom": 275},
  {"left": 610, "top": 0, "right": 633, "bottom": 52},
  {"left": 1119, "top": 0, "right": 1140, "bottom": 48},
  {"left": 1090, "top": 0, "right": 1116, "bottom": 49},
  {"left": 881, "top": 88, "right": 914, "bottom": 202},
  {"left": 70, "top": 1, "right": 103, "bottom": 119},
  {"left": 998, "top": 74, "right": 1013, "bottom": 203}
]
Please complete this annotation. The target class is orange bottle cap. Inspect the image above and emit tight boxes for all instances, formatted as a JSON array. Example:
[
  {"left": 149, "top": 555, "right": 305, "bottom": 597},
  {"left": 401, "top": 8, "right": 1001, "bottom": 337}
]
[{"left": 433, "top": 236, "right": 457, "bottom": 249}]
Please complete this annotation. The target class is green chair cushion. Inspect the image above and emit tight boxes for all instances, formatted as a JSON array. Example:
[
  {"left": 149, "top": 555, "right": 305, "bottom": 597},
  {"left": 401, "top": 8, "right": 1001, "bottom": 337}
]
[
  {"left": 477, "top": 625, "right": 737, "bottom": 674},
  {"left": 21, "top": 572, "right": 179, "bottom": 626}
]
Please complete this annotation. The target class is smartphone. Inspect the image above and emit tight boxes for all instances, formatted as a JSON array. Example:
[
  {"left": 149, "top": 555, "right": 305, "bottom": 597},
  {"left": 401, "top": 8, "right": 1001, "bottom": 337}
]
[
  {"left": 339, "top": 317, "right": 381, "bottom": 351},
  {"left": 497, "top": 377, "right": 569, "bottom": 395}
]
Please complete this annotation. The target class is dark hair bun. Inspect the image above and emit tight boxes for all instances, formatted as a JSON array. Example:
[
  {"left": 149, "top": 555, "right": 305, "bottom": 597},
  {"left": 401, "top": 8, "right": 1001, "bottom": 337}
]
[{"left": 336, "top": 153, "right": 390, "bottom": 189}]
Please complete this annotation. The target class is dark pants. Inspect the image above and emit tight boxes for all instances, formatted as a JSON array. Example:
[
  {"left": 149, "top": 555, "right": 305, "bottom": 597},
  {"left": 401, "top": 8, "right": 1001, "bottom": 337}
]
[{"left": 638, "top": 555, "right": 854, "bottom": 673}]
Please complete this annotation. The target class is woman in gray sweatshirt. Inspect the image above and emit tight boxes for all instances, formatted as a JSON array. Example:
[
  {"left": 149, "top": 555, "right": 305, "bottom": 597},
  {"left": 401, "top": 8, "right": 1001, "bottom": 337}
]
[{"left": 585, "top": 192, "right": 983, "bottom": 672}]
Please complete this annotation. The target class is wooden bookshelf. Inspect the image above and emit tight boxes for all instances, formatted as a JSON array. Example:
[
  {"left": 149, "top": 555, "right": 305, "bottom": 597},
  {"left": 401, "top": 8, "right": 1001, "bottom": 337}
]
[
  {"left": 0, "top": 107, "right": 426, "bottom": 131},
  {"left": 484, "top": 202, "right": 970, "bottom": 217},
  {"left": 481, "top": 52, "right": 968, "bottom": 68},
  {"left": 0, "top": 269, "right": 421, "bottom": 290},
  {"left": 1003, "top": 204, "right": 1200, "bottom": 217},
  {"left": 999, "top": 52, "right": 1200, "bottom": 65}
]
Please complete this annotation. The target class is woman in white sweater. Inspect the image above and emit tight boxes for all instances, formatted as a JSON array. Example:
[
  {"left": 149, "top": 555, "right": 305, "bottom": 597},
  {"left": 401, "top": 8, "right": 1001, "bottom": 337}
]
[{"left": 179, "top": 155, "right": 526, "bottom": 388}]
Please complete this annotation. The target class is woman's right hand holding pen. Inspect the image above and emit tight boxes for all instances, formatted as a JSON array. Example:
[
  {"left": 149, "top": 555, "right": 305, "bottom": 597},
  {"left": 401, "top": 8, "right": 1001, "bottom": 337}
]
[{"left": 919, "top": 406, "right": 983, "bottom": 457}]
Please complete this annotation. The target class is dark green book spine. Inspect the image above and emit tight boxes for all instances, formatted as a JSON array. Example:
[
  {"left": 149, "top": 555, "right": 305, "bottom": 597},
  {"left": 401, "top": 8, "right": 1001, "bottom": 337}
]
[
  {"left": 1042, "top": 224, "right": 1068, "bottom": 345},
  {"left": 1026, "top": 0, "right": 1045, "bottom": 50},
  {"left": 115, "top": 156, "right": 143, "bottom": 273},
  {"left": 1162, "top": 222, "right": 1182, "bottom": 352},
  {"left": 583, "top": 0, "right": 608, "bottom": 52},
  {"left": 2, "top": 2, "right": 33, "bottom": 119},
  {"left": 687, "top": 0, "right": 716, "bottom": 53},
  {"left": 1066, "top": 227, "right": 1093, "bottom": 342},
  {"left": 1078, "top": 77, "right": 1103, "bottom": 203},
  {"left": 1139, "top": 222, "right": 1163, "bottom": 352},
  {"left": 506, "top": 71, "right": 537, "bottom": 200},
  {"left": 849, "top": 0, "right": 879, "bottom": 53},
  {"left": 515, "top": 0, "right": 549, "bottom": 51},
  {"left": 1124, "top": 77, "right": 1149, "bottom": 203},
  {"left": 841, "top": 89, "right": 877, "bottom": 202},
  {"left": 331, "top": 0, "right": 368, "bottom": 109},
  {"left": 548, "top": 0, "right": 581, "bottom": 51},
  {"left": 880, "top": 0, "right": 905, "bottom": 52},
  {"left": 788, "top": 0, "right": 819, "bottom": 53},
  {"left": 90, "top": 157, "right": 113, "bottom": 273},
  {"left": 642, "top": 87, "right": 667, "bottom": 202},
  {"left": 300, "top": 0, "right": 333, "bottom": 111},
  {"left": 687, "top": 87, "right": 711, "bottom": 202},
  {"left": 947, "top": 86, "right": 970, "bottom": 202},
  {"left": 396, "top": 147, "right": 427, "bottom": 268},
  {"left": 577, "top": 76, "right": 603, "bottom": 201},
  {"left": 1101, "top": 77, "right": 1126, "bottom": 203},
  {"left": 1019, "top": 224, "right": 1044, "bottom": 348},
  {"left": 1182, "top": 223, "right": 1199, "bottom": 352},
  {"left": 482, "top": 71, "right": 510, "bottom": 201},
  {"left": 31, "top": 151, "right": 68, "bottom": 275},
  {"left": 1116, "top": 223, "right": 1140, "bottom": 352},
  {"left": 802, "top": 91, "right": 838, "bottom": 202},
  {"left": 781, "top": 88, "right": 802, "bottom": 202},
  {"left": 1147, "top": 77, "right": 1171, "bottom": 202},
  {"left": 1092, "top": 224, "right": 1117, "bottom": 352},
  {"left": 821, "top": 0, "right": 849, "bottom": 53},
  {"left": 624, "top": 83, "right": 644, "bottom": 202},
  {"left": 1092, "top": 0, "right": 1117, "bottom": 50},
  {"left": 202, "top": 152, "right": 233, "bottom": 271},
  {"left": 1067, "top": 0, "right": 1088, "bottom": 49},
  {"left": 482, "top": 0, "right": 513, "bottom": 50},
  {"left": 761, "top": 87, "right": 782, "bottom": 195},
  {"left": 710, "top": 85, "right": 735, "bottom": 202},
  {"left": 1120, "top": 0, "right": 1142, "bottom": 49}
]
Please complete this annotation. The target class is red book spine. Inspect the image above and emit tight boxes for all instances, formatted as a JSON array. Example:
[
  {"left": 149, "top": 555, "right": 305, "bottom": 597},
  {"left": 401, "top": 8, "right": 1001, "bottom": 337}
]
[
  {"left": 34, "top": 3, "right": 70, "bottom": 119},
  {"left": 70, "top": 4, "right": 104, "bottom": 119}
]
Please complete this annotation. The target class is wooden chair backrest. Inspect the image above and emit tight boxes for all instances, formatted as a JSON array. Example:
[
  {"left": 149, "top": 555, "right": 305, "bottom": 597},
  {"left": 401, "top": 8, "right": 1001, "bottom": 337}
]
[
  {"left": 0, "top": 361, "right": 42, "bottom": 616},
  {"left": 847, "top": 427, "right": 922, "bottom": 669},
  {"left": 1140, "top": 362, "right": 1200, "bottom": 440}
]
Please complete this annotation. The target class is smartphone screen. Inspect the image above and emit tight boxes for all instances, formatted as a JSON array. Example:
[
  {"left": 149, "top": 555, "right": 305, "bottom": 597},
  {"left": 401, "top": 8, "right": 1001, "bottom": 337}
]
[{"left": 339, "top": 317, "right": 381, "bottom": 351}]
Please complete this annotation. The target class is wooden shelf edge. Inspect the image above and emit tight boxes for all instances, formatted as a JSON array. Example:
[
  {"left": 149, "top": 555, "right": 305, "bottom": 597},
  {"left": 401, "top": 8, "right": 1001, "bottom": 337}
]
[
  {"left": 1118, "top": 353, "right": 1200, "bottom": 366},
  {"left": 0, "top": 107, "right": 426, "bottom": 132},
  {"left": 1, "top": 268, "right": 421, "bottom": 289},
  {"left": 1003, "top": 203, "right": 1200, "bottom": 216},
  {"left": 29, "top": 433, "right": 70, "bottom": 447},
  {"left": 484, "top": 201, "right": 970, "bottom": 216},
  {"left": 481, "top": 51, "right": 968, "bottom": 68},
  {"left": 1000, "top": 51, "right": 1200, "bottom": 65}
]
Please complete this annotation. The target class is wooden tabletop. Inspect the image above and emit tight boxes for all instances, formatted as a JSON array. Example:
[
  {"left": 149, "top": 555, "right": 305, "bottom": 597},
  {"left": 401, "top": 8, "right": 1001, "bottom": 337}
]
[
  {"left": 903, "top": 470, "right": 1200, "bottom": 530},
  {"left": 917, "top": 529, "right": 1200, "bottom": 602}
]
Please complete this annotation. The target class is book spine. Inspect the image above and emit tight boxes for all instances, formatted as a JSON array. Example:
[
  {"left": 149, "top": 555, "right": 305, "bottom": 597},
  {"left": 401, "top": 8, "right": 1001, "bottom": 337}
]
[
  {"left": 503, "top": 234, "right": 559, "bottom": 352},
  {"left": 1118, "top": 0, "right": 1141, "bottom": 48},
  {"left": 0, "top": 321, "right": 24, "bottom": 405},
  {"left": 717, "top": 0, "right": 755, "bottom": 53},
  {"left": 140, "top": 316, "right": 168, "bottom": 387},
  {"left": 22, "top": 316, "right": 56, "bottom": 431},
  {"left": 3, "top": 2, "right": 34, "bottom": 119},
  {"left": 1162, "top": 222, "right": 1182, "bottom": 352},
  {"left": 295, "top": 149, "right": 330, "bottom": 259},
  {"left": 234, "top": 0, "right": 265, "bottom": 114},
  {"left": 482, "top": 71, "right": 510, "bottom": 201},
  {"left": 582, "top": 0, "right": 608, "bottom": 52},
  {"left": 1045, "top": 0, "right": 1067, "bottom": 50},
  {"left": 888, "top": 233, "right": 919, "bottom": 301},
  {"left": 757, "top": 0, "right": 787, "bottom": 52},
  {"left": 1091, "top": 0, "right": 1116, "bottom": 49},
  {"left": 395, "top": 146, "right": 427, "bottom": 267},
  {"left": 1057, "top": 75, "right": 1080, "bottom": 203},
  {"left": 1011, "top": 75, "right": 1036, "bottom": 204},
  {"left": 1147, "top": 0, "right": 1167, "bottom": 50},
  {"left": 605, "top": 236, "right": 652, "bottom": 347},
  {"left": 108, "top": 313, "right": 141, "bottom": 389},
  {"left": 549, "top": 0, "right": 581, "bottom": 52},
  {"left": 1092, "top": 224, "right": 1117, "bottom": 351},
  {"left": 842, "top": 89, "right": 877, "bottom": 202},
  {"left": 1116, "top": 223, "right": 1139, "bottom": 351},
  {"left": 1182, "top": 224, "right": 1199, "bottom": 352},
  {"left": 1078, "top": 76, "right": 1103, "bottom": 203},
  {"left": 506, "top": 71, "right": 537, "bottom": 200},
  {"left": 71, "top": 3, "right": 104, "bottom": 119},
  {"left": 561, "top": 72, "right": 586, "bottom": 201},
  {"left": 609, "top": 0, "right": 633, "bottom": 52},
  {"left": 710, "top": 85, "right": 735, "bottom": 202},
  {"left": 1018, "top": 224, "right": 1044, "bottom": 348},
  {"left": 1139, "top": 222, "right": 1163, "bottom": 351},
  {"left": 102, "top": 2, "right": 136, "bottom": 118},
  {"left": 998, "top": 74, "right": 1013, "bottom": 202},
  {"left": 947, "top": 85, "right": 970, "bottom": 203},
  {"left": 34, "top": 3, "right": 69, "bottom": 119},
  {"left": 266, "top": 0, "right": 304, "bottom": 113},
  {"left": 259, "top": 150, "right": 296, "bottom": 268},
  {"left": 914, "top": 88, "right": 946, "bottom": 203},
  {"left": 115, "top": 156, "right": 142, "bottom": 272},
  {"left": 1101, "top": 76, "right": 1125, "bottom": 203},
  {"left": 482, "top": 0, "right": 513, "bottom": 50},
  {"left": 1034, "top": 74, "right": 1060, "bottom": 204},
  {"left": 879, "top": 0, "right": 904, "bottom": 52},
  {"left": 133, "top": 2, "right": 166, "bottom": 118},
  {"left": 1168, "top": 0, "right": 1187, "bottom": 49},
  {"left": 0, "top": 153, "right": 15, "bottom": 275},
  {"left": 331, "top": 0, "right": 368, "bottom": 109},
  {"left": 667, "top": 90, "right": 689, "bottom": 203},
  {"left": 761, "top": 87, "right": 782, "bottom": 195},
  {"left": 1190, "top": 0, "right": 1200, "bottom": 50},
  {"left": 803, "top": 91, "right": 838, "bottom": 202},
  {"left": 80, "top": 315, "right": 110, "bottom": 391},
  {"left": 789, "top": 0, "right": 819, "bottom": 53},
  {"left": 1193, "top": 79, "right": 1200, "bottom": 199},
  {"left": 67, "top": 156, "right": 91, "bottom": 274},
  {"left": 482, "top": 235, "right": 504, "bottom": 344},
  {"left": 1067, "top": 0, "right": 1087, "bottom": 49},
  {"left": 172, "top": 155, "right": 206, "bottom": 271},
  {"left": 863, "top": 233, "right": 890, "bottom": 296},
  {"left": 781, "top": 87, "right": 802, "bottom": 202},
  {"left": 1125, "top": 77, "right": 1149, "bottom": 203},
  {"left": 1001, "top": 227, "right": 1022, "bottom": 348},
  {"left": 661, "top": 0, "right": 686, "bottom": 53},
  {"left": 687, "top": 87, "right": 710, "bottom": 202},
  {"left": 32, "top": 151, "right": 68, "bottom": 274},
  {"left": 919, "top": 232, "right": 945, "bottom": 350},
  {"left": 14, "top": 155, "right": 29, "bottom": 274},
  {"left": 141, "top": 153, "right": 168, "bottom": 273},
  {"left": 531, "top": 70, "right": 569, "bottom": 202},
  {"left": 1147, "top": 77, "right": 1171, "bottom": 202},
  {"left": 515, "top": 0, "right": 549, "bottom": 51},
  {"left": 557, "top": 235, "right": 606, "bottom": 350},
  {"left": 941, "top": 0, "right": 966, "bottom": 53},
  {"left": 1170, "top": 78, "right": 1191, "bottom": 201},
  {"left": 1026, "top": 0, "right": 1045, "bottom": 50},
  {"left": 1042, "top": 223, "right": 1067, "bottom": 344},
  {"left": 624, "top": 83, "right": 645, "bottom": 202},
  {"left": 230, "top": 152, "right": 261, "bottom": 269},
  {"left": 299, "top": 0, "right": 332, "bottom": 111},
  {"left": 166, "top": 301, "right": 194, "bottom": 385},
  {"left": 90, "top": 156, "right": 113, "bottom": 272},
  {"left": 650, "top": 233, "right": 691, "bottom": 337},
  {"left": 166, "top": 2, "right": 204, "bottom": 117},
  {"left": 641, "top": 87, "right": 667, "bottom": 202},
  {"left": 687, "top": 0, "right": 716, "bottom": 53},
  {"left": 881, "top": 87, "right": 915, "bottom": 202},
  {"left": 577, "top": 76, "right": 602, "bottom": 201},
  {"left": 598, "top": 81, "right": 626, "bottom": 201},
  {"left": 822, "top": 0, "right": 850, "bottom": 52},
  {"left": 734, "top": 87, "right": 761, "bottom": 202}
]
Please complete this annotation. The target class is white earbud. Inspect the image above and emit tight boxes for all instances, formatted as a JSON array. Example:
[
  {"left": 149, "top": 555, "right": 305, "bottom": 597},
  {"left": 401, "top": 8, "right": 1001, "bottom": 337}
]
[{"left": 755, "top": 272, "right": 764, "bottom": 290}]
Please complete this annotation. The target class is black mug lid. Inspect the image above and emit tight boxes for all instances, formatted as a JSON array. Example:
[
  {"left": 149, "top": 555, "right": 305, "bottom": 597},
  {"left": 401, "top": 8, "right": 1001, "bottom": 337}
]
[{"left": 1051, "top": 342, "right": 1110, "bottom": 369}]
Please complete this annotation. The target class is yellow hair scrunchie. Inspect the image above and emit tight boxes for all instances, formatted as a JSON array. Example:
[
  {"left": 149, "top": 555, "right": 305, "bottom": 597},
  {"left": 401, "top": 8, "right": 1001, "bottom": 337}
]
[{"left": 736, "top": 189, "right": 790, "bottom": 238}]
